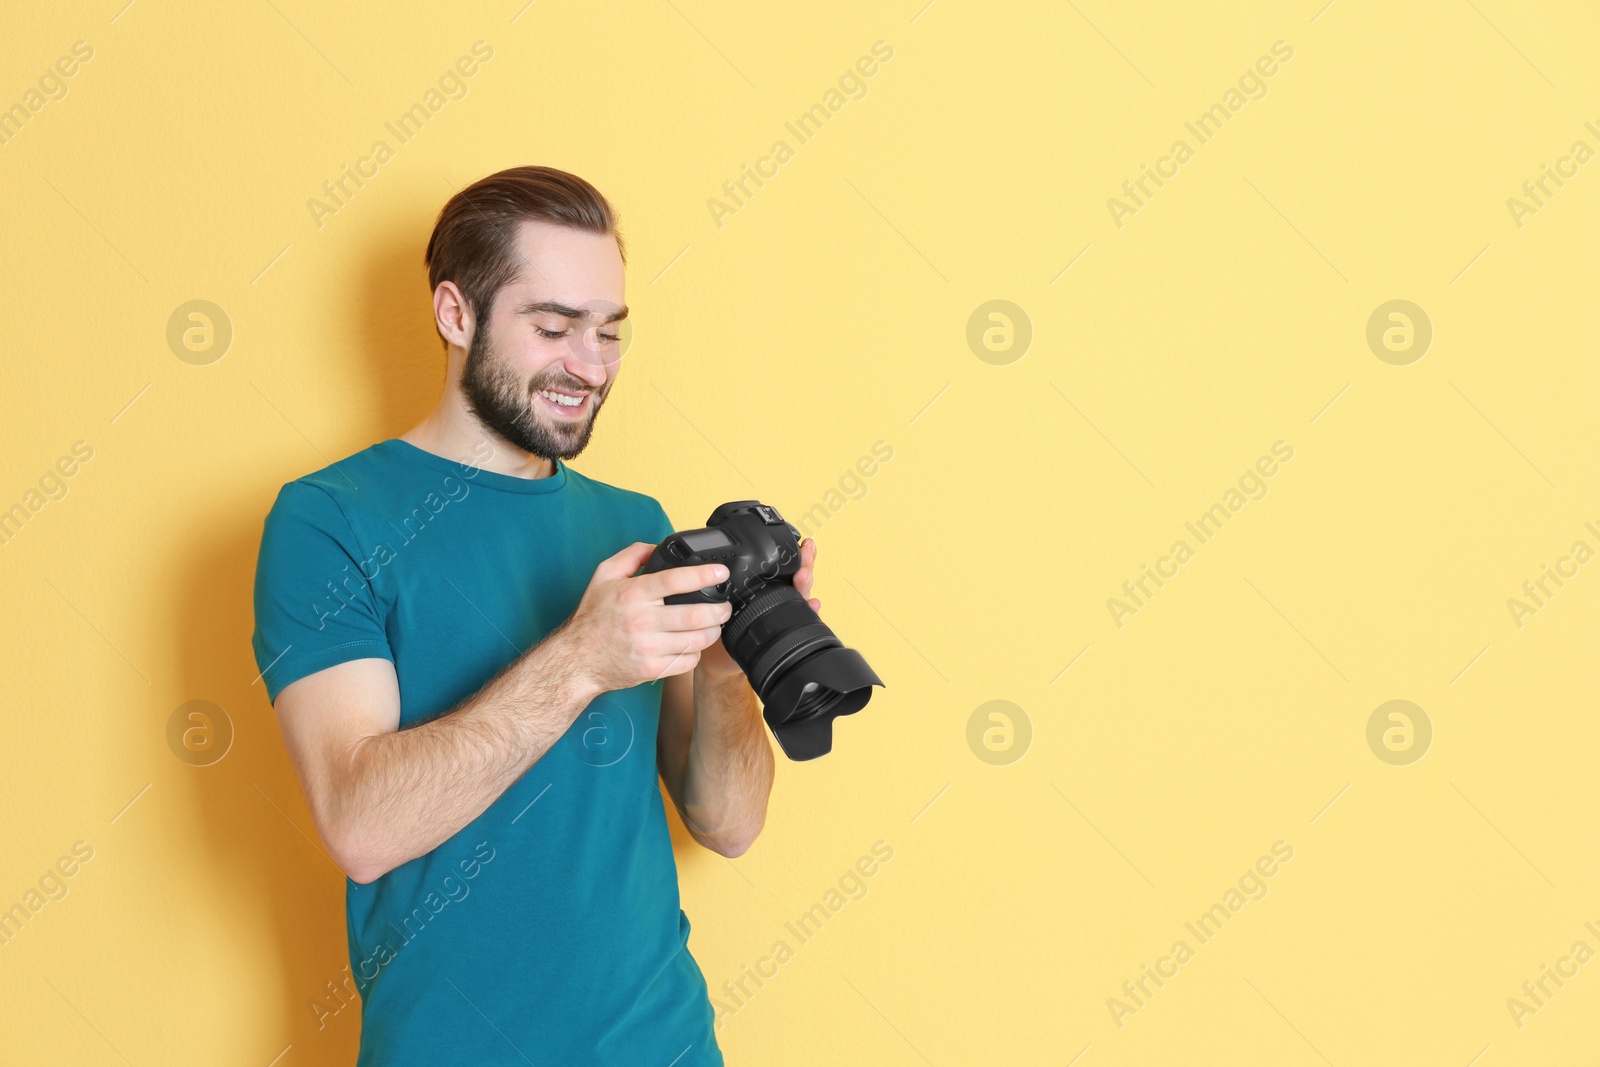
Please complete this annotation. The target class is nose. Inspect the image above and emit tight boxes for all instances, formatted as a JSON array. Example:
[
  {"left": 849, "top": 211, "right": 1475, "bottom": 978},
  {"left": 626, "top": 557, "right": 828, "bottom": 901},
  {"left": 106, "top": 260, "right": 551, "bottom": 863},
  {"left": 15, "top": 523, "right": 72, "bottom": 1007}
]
[{"left": 562, "top": 346, "right": 610, "bottom": 389}]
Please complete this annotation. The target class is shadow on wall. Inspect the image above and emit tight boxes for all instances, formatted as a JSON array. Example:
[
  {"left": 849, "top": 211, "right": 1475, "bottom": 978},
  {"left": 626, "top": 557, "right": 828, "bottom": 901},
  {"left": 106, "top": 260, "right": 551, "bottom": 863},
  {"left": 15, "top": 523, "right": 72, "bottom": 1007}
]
[
  {"left": 354, "top": 222, "right": 448, "bottom": 435},
  {"left": 176, "top": 217, "right": 708, "bottom": 1063},
  {"left": 179, "top": 518, "right": 361, "bottom": 1064}
]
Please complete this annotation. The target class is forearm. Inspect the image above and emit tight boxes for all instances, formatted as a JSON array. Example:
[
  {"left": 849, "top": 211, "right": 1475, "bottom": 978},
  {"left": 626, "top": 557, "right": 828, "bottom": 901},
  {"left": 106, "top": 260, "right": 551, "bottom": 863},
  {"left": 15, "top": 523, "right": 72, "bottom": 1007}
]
[
  {"left": 331, "top": 623, "right": 598, "bottom": 882},
  {"left": 680, "top": 670, "right": 775, "bottom": 856}
]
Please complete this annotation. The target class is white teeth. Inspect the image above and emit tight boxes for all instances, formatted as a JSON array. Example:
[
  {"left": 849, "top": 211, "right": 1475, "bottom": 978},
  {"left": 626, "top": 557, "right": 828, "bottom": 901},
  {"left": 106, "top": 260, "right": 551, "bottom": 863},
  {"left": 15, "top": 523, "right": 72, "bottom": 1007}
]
[{"left": 538, "top": 389, "right": 583, "bottom": 408}]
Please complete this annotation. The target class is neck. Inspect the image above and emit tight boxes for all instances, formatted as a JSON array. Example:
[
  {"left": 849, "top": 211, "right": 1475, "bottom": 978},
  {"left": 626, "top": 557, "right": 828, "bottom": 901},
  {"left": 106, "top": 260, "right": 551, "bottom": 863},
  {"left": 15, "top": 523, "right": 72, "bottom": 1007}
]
[{"left": 401, "top": 357, "right": 556, "bottom": 480}]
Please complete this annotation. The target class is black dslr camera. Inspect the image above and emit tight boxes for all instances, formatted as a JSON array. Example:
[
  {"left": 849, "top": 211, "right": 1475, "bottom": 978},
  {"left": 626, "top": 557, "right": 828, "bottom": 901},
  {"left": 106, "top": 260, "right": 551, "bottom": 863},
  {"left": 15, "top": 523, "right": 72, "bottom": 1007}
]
[{"left": 641, "top": 501, "right": 884, "bottom": 761}]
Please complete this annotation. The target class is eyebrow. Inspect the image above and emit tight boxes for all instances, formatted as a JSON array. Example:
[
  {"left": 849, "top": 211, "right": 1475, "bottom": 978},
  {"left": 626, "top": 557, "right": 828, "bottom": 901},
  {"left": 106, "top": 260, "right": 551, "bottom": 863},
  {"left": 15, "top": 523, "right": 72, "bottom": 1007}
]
[{"left": 516, "top": 300, "right": 629, "bottom": 324}]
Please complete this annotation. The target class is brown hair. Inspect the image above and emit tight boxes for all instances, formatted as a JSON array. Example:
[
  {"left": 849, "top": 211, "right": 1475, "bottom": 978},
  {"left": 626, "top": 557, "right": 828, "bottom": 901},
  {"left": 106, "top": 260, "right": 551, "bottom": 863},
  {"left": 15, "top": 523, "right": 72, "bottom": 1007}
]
[{"left": 424, "top": 165, "right": 624, "bottom": 338}]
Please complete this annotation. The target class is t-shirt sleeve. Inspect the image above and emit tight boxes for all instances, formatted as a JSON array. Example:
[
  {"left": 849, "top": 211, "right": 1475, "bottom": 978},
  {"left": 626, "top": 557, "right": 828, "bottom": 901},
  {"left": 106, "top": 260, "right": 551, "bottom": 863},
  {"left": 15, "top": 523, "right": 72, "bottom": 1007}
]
[
  {"left": 646, "top": 498, "right": 677, "bottom": 544},
  {"left": 252, "top": 480, "right": 394, "bottom": 704}
]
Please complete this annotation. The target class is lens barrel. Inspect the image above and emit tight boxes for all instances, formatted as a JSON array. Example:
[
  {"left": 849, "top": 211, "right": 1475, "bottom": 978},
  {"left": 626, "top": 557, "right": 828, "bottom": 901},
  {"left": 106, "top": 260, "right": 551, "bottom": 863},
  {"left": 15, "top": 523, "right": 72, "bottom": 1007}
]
[{"left": 722, "top": 583, "right": 883, "bottom": 760}]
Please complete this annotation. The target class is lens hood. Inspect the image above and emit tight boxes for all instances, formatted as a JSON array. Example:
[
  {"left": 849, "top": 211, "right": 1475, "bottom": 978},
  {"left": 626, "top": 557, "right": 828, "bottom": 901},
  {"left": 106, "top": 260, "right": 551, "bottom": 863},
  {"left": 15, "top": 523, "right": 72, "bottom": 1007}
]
[{"left": 760, "top": 646, "right": 884, "bottom": 761}]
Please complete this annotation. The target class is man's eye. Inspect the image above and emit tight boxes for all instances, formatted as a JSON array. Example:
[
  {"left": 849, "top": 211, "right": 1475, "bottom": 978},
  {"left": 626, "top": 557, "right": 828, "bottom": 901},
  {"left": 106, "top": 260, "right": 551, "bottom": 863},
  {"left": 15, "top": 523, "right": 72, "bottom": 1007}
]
[
  {"left": 535, "top": 326, "right": 566, "bottom": 340},
  {"left": 598, "top": 333, "right": 620, "bottom": 344}
]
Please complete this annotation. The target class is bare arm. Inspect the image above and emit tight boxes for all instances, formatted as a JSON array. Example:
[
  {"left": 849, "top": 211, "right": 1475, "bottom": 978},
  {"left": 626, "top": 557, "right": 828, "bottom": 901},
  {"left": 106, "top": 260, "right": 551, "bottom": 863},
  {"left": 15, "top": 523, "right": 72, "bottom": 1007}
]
[
  {"left": 274, "top": 632, "right": 593, "bottom": 884},
  {"left": 657, "top": 537, "right": 819, "bottom": 857},
  {"left": 272, "top": 541, "right": 732, "bottom": 884},
  {"left": 656, "top": 669, "right": 775, "bottom": 858}
]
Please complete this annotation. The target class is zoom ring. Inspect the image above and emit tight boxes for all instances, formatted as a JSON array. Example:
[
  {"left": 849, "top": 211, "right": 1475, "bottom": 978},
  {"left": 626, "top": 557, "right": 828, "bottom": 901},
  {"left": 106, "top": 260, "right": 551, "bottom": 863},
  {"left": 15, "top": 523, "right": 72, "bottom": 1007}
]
[{"left": 721, "top": 582, "right": 806, "bottom": 652}]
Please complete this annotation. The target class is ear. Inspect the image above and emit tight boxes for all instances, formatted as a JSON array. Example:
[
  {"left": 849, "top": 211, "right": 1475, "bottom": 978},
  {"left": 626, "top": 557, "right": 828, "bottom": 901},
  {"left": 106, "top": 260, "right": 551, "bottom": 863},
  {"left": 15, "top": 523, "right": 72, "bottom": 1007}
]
[{"left": 433, "top": 280, "right": 474, "bottom": 350}]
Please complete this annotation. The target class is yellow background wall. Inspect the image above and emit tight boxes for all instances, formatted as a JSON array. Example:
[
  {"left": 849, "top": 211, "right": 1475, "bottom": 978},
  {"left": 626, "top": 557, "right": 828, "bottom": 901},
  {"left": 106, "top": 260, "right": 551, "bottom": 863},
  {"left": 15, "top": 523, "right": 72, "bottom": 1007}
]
[{"left": 3, "top": 1, "right": 1598, "bottom": 1063}]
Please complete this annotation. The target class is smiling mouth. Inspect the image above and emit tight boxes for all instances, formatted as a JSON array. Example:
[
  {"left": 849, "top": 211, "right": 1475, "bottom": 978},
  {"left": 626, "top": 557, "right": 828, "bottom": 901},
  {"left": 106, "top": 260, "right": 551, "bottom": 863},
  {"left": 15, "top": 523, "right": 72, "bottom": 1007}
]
[{"left": 534, "top": 387, "right": 590, "bottom": 417}]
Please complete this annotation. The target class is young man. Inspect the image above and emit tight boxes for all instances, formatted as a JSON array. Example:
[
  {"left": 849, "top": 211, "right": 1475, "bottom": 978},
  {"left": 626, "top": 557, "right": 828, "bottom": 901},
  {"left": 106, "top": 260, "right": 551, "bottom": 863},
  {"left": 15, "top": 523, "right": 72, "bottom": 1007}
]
[{"left": 251, "top": 166, "right": 816, "bottom": 1065}]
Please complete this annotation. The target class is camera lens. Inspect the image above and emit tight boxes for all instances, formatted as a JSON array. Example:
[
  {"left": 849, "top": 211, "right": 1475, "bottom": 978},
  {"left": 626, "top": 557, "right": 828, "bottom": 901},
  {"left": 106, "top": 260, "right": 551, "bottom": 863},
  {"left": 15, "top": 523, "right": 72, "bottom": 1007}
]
[
  {"left": 723, "top": 585, "right": 831, "bottom": 688},
  {"left": 792, "top": 682, "right": 830, "bottom": 719},
  {"left": 639, "top": 501, "right": 885, "bottom": 761},
  {"left": 721, "top": 584, "right": 883, "bottom": 760}
]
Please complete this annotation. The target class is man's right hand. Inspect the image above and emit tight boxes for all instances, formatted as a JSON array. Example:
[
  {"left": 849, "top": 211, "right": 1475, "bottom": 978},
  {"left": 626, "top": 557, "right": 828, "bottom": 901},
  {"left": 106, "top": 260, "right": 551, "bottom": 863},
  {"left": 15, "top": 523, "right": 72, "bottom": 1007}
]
[
  {"left": 562, "top": 541, "right": 734, "bottom": 694},
  {"left": 272, "top": 541, "right": 734, "bottom": 884}
]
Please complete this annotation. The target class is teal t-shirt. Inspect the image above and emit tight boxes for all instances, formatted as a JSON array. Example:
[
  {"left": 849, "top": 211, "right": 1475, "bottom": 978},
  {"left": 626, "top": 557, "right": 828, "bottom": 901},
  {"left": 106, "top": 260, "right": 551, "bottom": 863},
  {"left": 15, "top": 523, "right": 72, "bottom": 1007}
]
[{"left": 251, "top": 438, "right": 723, "bottom": 1067}]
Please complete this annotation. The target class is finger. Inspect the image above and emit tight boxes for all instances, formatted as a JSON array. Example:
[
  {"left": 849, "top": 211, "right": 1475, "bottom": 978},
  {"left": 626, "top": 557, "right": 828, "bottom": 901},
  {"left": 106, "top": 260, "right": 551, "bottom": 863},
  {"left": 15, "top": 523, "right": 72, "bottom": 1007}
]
[
  {"left": 654, "top": 602, "right": 733, "bottom": 631},
  {"left": 630, "top": 562, "right": 729, "bottom": 602},
  {"left": 593, "top": 541, "right": 659, "bottom": 582},
  {"left": 647, "top": 650, "right": 701, "bottom": 681},
  {"left": 793, "top": 538, "right": 817, "bottom": 597},
  {"left": 809, "top": 597, "right": 821, "bottom": 615},
  {"left": 652, "top": 627, "right": 724, "bottom": 656}
]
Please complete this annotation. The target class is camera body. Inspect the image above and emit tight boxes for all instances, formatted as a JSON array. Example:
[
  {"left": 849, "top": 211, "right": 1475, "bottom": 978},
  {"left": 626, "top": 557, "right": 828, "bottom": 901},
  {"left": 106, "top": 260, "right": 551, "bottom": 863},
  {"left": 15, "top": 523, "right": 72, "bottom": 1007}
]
[
  {"left": 649, "top": 501, "right": 802, "bottom": 610},
  {"left": 641, "top": 500, "right": 883, "bottom": 761}
]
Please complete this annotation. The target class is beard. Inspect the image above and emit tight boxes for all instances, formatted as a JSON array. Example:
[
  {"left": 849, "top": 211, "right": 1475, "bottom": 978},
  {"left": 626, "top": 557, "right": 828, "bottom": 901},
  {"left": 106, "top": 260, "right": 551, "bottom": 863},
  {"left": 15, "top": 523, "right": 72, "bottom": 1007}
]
[{"left": 460, "top": 324, "right": 608, "bottom": 462}]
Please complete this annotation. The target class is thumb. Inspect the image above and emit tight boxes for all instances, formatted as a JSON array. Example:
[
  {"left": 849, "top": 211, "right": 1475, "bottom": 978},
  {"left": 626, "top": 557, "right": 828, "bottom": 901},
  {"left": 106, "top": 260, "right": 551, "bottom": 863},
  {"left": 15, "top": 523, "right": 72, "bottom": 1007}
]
[{"left": 592, "top": 540, "right": 659, "bottom": 582}]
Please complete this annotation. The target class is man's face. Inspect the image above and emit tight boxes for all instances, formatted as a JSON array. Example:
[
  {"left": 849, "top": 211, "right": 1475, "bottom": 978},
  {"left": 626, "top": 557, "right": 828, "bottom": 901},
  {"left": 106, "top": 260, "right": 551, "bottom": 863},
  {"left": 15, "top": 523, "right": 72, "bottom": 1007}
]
[{"left": 460, "top": 219, "right": 626, "bottom": 461}]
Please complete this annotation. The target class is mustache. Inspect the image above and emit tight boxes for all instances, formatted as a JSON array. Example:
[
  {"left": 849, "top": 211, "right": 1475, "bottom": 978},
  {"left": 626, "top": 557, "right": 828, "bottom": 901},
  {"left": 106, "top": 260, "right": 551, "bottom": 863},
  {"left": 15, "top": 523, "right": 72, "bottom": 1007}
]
[{"left": 527, "top": 374, "right": 596, "bottom": 395}]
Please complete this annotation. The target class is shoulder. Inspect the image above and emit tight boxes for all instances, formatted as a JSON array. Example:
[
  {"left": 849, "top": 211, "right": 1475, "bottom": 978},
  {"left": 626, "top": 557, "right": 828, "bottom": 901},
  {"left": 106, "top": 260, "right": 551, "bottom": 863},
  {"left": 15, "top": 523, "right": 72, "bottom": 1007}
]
[
  {"left": 561, "top": 464, "right": 676, "bottom": 538},
  {"left": 272, "top": 440, "right": 406, "bottom": 508},
  {"left": 261, "top": 441, "right": 407, "bottom": 543}
]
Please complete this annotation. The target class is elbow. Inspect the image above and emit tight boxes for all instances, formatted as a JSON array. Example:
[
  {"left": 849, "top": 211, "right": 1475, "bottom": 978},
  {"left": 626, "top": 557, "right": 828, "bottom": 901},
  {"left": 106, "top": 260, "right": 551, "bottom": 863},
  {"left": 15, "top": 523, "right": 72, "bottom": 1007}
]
[
  {"left": 708, "top": 836, "right": 752, "bottom": 859},
  {"left": 317, "top": 812, "right": 393, "bottom": 885},
  {"left": 315, "top": 745, "right": 395, "bottom": 884},
  {"left": 706, "top": 821, "right": 764, "bottom": 858},
  {"left": 329, "top": 837, "right": 393, "bottom": 885},
  {"left": 340, "top": 855, "right": 387, "bottom": 886},
  {"left": 323, "top": 828, "right": 380, "bottom": 884}
]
